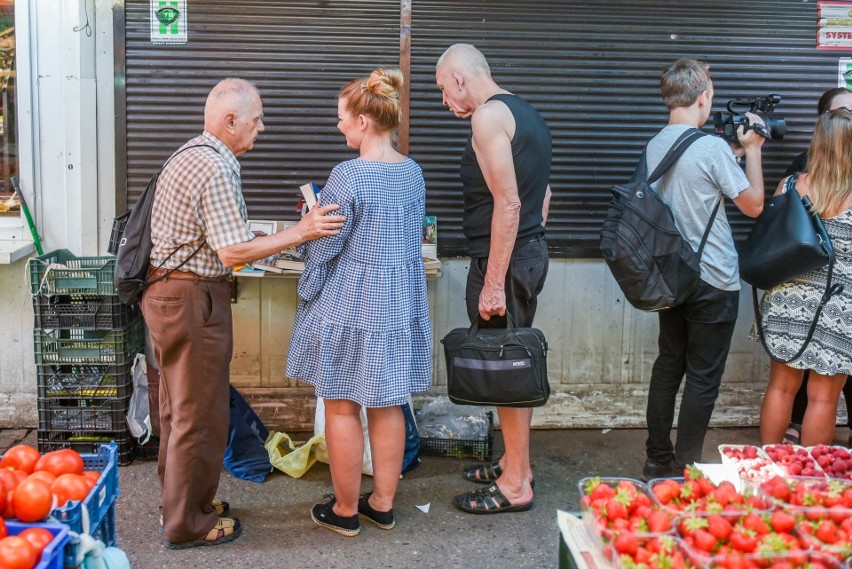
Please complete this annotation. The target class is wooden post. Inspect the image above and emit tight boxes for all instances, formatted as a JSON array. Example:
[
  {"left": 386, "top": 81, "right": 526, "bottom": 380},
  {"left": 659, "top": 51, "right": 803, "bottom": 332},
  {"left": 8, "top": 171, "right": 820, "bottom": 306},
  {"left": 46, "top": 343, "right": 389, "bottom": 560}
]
[{"left": 399, "top": 0, "right": 411, "bottom": 155}]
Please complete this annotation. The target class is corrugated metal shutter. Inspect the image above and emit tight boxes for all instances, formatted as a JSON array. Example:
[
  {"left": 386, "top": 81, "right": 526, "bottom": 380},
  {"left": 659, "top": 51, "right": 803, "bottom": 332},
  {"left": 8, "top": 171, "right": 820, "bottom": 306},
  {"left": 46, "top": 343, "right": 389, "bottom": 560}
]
[
  {"left": 122, "top": 0, "right": 400, "bottom": 215},
  {"left": 408, "top": 0, "right": 839, "bottom": 257}
]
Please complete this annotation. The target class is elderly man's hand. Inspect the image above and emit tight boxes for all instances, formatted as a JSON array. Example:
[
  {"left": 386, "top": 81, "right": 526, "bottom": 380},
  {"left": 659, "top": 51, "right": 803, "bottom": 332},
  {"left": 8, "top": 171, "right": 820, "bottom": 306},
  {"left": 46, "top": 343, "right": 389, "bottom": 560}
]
[
  {"left": 295, "top": 203, "right": 345, "bottom": 242},
  {"left": 478, "top": 282, "right": 507, "bottom": 321}
]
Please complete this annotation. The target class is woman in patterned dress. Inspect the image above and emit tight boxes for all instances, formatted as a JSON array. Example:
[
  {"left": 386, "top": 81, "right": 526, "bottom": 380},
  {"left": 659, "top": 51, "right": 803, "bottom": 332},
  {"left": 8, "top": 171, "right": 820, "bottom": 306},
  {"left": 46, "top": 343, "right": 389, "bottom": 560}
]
[
  {"left": 759, "top": 109, "right": 852, "bottom": 446},
  {"left": 286, "top": 68, "right": 431, "bottom": 536}
]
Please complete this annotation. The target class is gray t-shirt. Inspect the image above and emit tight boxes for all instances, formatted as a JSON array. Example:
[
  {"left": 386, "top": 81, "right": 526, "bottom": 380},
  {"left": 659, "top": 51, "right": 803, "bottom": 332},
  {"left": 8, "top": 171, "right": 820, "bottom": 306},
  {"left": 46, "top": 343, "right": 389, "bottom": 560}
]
[{"left": 646, "top": 124, "right": 750, "bottom": 291}]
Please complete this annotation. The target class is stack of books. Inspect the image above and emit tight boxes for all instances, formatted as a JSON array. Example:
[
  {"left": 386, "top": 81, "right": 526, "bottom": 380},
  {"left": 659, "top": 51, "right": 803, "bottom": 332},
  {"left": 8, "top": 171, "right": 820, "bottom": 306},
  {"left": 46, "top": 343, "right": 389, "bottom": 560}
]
[{"left": 423, "top": 215, "right": 441, "bottom": 277}]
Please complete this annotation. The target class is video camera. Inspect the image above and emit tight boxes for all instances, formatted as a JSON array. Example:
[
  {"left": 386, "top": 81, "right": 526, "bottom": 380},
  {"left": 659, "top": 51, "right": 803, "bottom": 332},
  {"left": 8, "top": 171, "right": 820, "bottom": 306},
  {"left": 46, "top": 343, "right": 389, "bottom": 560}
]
[{"left": 712, "top": 94, "right": 787, "bottom": 143}]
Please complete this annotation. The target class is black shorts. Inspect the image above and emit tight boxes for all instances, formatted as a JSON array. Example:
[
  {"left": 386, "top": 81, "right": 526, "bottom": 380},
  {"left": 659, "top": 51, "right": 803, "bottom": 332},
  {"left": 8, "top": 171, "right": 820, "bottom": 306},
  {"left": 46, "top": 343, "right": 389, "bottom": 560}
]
[{"left": 465, "top": 235, "right": 548, "bottom": 328}]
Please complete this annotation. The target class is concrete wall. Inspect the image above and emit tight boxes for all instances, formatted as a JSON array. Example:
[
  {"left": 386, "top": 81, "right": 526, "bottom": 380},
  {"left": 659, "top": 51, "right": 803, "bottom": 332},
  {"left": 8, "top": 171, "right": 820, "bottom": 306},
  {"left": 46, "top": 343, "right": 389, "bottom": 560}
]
[{"left": 230, "top": 259, "right": 782, "bottom": 432}]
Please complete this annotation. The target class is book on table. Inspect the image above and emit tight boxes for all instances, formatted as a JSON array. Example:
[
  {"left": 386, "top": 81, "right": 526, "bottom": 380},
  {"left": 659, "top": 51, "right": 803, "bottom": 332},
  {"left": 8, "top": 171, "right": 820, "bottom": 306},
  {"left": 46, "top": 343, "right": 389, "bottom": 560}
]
[
  {"left": 422, "top": 215, "right": 437, "bottom": 258},
  {"left": 299, "top": 182, "right": 321, "bottom": 210},
  {"left": 276, "top": 250, "right": 305, "bottom": 272},
  {"left": 251, "top": 255, "right": 288, "bottom": 274},
  {"left": 233, "top": 264, "right": 266, "bottom": 277}
]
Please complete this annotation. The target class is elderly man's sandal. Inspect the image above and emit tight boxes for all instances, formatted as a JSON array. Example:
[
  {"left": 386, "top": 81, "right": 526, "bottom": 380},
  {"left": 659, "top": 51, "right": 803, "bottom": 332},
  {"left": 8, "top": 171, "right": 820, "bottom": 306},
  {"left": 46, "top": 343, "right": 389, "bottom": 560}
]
[
  {"left": 158, "top": 499, "right": 230, "bottom": 533},
  {"left": 163, "top": 517, "right": 242, "bottom": 549},
  {"left": 453, "top": 482, "right": 534, "bottom": 514},
  {"left": 462, "top": 460, "right": 502, "bottom": 483}
]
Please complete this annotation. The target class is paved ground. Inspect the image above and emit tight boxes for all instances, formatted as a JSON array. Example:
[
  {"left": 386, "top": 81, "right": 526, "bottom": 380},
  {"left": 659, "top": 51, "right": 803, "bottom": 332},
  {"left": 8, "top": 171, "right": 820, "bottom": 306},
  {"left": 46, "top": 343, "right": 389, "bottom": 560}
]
[{"left": 2, "top": 426, "right": 850, "bottom": 569}]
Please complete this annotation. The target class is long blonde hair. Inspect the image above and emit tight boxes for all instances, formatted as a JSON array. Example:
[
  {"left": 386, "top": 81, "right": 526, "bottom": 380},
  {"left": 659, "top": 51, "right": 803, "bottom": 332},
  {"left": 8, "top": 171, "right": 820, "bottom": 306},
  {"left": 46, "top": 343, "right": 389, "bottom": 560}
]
[{"left": 806, "top": 109, "right": 852, "bottom": 217}]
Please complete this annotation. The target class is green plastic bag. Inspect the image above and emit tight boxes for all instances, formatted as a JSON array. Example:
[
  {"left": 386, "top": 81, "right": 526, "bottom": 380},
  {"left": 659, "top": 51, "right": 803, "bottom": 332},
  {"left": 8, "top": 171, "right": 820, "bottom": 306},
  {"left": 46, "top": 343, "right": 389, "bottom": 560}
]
[{"left": 265, "top": 431, "right": 325, "bottom": 479}]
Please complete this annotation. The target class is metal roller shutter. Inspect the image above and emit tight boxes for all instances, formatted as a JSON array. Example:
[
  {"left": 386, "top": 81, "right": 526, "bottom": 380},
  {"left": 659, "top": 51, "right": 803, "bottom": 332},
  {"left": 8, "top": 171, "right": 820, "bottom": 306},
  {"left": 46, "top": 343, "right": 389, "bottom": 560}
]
[
  {"left": 408, "top": 0, "right": 839, "bottom": 257},
  {"left": 121, "top": 1, "right": 839, "bottom": 259},
  {"left": 121, "top": 0, "right": 400, "bottom": 217}
]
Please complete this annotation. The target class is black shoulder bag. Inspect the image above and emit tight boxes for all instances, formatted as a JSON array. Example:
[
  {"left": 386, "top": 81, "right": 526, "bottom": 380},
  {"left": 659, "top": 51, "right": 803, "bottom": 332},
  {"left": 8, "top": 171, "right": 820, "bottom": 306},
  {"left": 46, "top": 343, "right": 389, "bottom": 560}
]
[{"left": 743, "top": 175, "right": 844, "bottom": 362}]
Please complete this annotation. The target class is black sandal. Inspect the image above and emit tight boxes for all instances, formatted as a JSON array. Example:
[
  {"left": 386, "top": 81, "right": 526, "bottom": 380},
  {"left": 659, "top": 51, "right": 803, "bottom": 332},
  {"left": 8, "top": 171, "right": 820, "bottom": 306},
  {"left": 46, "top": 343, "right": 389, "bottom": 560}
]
[
  {"left": 453, "top": 482, "right": 534, "bottom": 515},
  {"left": 462, "top": 460, "right": 502, "bottom": 483}
]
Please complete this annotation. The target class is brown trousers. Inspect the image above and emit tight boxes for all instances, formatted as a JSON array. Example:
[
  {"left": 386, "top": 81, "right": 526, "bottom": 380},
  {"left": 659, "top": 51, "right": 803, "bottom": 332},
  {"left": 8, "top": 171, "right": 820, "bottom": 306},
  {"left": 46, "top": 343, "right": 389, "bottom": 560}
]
[{"left": 141, "top": 276, "right": 232, "bottom": 543}]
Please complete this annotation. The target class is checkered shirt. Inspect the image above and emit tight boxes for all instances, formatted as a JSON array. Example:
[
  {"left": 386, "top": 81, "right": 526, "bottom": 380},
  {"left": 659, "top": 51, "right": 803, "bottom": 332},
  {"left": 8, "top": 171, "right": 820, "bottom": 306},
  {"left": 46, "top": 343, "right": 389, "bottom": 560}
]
[
  {"left": 150, "top": 131, "right": 254, "bottom": 277},
  {"left": 286, "top": 158, "right": 432, "bottom": 407}
]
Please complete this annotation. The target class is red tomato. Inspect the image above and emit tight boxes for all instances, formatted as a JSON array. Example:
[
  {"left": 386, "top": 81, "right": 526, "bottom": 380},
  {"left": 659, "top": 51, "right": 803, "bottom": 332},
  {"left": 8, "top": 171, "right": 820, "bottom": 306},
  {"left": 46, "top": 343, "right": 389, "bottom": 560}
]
[
  {"left": 2, "top": 490, "right": 14, "bottom": 520},
  {"left": 18, "top": 527, "right": 54, "bottom": 559},
  {"left": 11, "top": 478, "right": 53, "bottom": 523},
  {"left": 26, "top": 471, "right": 55, "bottom": 486},
  {"left": 0, "top": 517, "right": 6, "bottom": 539},
  {"left": 50, "top": 474, "right": 90, "bottom": 507},
  {"left": 9, "top": 471, "right": 27, "bottom": 487},
  {"left": 82, "top": 471, "right": 101, "bottom": 487},
  {"left": 0, "top": 446, "right": 40, "bottom": 475},
  {"left": 33, "top": 450, "right": 84, "bottom": 477},
  {"left": 0, "top": 535, "right": 38, "bottom": 569},
  {"left": 0, "top": 470, "right": 18, "bottom": 492}
]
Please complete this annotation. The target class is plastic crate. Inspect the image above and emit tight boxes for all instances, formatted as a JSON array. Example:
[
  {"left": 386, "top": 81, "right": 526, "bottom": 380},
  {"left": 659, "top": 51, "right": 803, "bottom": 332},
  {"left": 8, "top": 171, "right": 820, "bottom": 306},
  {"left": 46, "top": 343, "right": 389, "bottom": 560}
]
[
  {"left": 37, "top": 361, "right": 134, "bottom": 399},
  {"left": 33, "top": 319, "right": 144, "bottom": 365},
  {"left": 63, "top": 503, "right": 118, "bottom": 568},
  {"left": 34, "top": 294, "right": 140, "bottom": 330},
  {"left": 37, "top": 430, "right": 136, "bottom": 466},
  {"left": 38, "top": 396, "right": 132, "bottom": 432},
  {"left": 5, "top": 520, "right": 71, "bottom": 569},
  {"left": 29, "top": 249, "right": 117, "bottom": 296},
  {"left": 419, "top": 411, "right": 493, "bottom": 461}
]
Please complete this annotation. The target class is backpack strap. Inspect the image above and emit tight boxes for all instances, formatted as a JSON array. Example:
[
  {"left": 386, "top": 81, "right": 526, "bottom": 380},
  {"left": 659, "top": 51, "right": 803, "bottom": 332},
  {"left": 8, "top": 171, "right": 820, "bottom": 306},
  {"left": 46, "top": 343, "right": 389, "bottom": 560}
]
[
  {"left": 148, "top": 143, "right": 218, "bottom": 283},
  {"left": 647, "top": 128, "right": 707, "bottom": 185}
]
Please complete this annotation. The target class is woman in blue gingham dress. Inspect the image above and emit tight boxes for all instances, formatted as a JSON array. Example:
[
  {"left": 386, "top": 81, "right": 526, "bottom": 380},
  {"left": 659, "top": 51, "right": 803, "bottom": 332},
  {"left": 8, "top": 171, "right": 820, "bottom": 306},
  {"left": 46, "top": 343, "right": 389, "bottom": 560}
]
[
  {"left": 287, "top": 68, "right": 431, "bottom": 536},
  {"left": 286, "top": 158, "right": 431, "bottom": 405}
]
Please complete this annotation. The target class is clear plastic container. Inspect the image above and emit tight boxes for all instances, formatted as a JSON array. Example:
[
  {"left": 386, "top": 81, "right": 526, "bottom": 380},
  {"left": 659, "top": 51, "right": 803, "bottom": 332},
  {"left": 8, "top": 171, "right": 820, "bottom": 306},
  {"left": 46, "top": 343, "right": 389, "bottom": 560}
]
[
  {"left": 763, "top": 443, "right": 826, "bottom": 478},
  {"left": 795, "top": 518, "right": 852, "bottom": 565},
  {"left": 611, "top": 535, "right": 699, "bottom": 569},
  {"left": 809, "top": 444, "right": 852, "bottom": 481},
  {"left": 757, "top": 475, "right": 852, "bottom": 515},
  {"left": 719, "top": 443, "right": 781, "bottom": 485},
  {"left": 647, "top": 476, "right": 773, "bottom": 514}
]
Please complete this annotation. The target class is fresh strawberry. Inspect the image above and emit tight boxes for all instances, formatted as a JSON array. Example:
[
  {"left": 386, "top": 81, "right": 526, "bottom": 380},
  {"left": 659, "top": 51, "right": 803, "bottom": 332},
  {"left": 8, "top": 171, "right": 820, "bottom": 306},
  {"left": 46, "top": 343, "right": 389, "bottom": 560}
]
[
  {"left": 613, "top": 532, "right": 639, "bottom": 555},
  {"left": 728, "top": 529, "right": 757, "bottom": 553},
  {"left": 707, "top": 514, "right": 733, "bottom": 541},
  {"left": 692, "top": 529, "right": 718, "bottom": 553},
  {"left": 769, "top": 510, "right": 796, "bottom": 533},
  {"left": 646, "top": 509, "right": 673, "bottom": 533}
]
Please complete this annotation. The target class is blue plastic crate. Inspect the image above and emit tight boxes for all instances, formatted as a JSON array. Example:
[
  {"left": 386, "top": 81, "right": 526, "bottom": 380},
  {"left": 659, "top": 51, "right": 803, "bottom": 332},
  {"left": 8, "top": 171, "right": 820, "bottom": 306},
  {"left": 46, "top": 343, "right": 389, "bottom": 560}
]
[
  {"left": 5, "top": 520, "right": 71, "bottom": 569},
  {"left": 61, "top": 503, "right": 117, "bottom": 568}
]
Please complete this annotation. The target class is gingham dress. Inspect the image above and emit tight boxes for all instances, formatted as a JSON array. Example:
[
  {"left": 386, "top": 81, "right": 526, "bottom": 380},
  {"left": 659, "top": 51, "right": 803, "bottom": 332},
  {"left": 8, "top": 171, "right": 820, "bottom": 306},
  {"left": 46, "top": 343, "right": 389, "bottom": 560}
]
[{"left": 286, "top": 158, "right": 432, "bottom": 407}]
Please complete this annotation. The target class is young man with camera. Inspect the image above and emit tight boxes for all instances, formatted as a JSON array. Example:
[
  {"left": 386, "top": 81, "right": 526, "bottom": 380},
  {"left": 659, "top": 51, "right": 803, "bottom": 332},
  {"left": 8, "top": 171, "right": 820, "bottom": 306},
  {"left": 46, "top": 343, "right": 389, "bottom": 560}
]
[{"left": 642, "top": 58, "right": 766, "bottom": 480}]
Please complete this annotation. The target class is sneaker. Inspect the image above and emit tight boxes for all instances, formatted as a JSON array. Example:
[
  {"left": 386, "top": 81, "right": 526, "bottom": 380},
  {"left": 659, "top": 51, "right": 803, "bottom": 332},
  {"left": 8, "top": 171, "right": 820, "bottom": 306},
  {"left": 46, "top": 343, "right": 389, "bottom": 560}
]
[
  {"left": 311, "top": 495, "right": 360, "bottom": 537},
  {"left": 358, "top": 493, "right": 395, "bottom": 529},
  {"left": 641, "top": 459, "right": 677, "bottom": 481}
]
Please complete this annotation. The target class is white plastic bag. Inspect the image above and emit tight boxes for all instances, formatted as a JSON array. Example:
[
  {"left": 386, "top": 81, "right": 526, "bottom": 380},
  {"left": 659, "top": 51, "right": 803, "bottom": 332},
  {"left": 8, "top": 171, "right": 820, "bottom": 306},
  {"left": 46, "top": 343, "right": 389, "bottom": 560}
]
[
  {"left": 314, "top": 397, "right": 373, "bottom": 476},
  {"left": 126, "top": 353, "right": 151, "bottom": 444}
]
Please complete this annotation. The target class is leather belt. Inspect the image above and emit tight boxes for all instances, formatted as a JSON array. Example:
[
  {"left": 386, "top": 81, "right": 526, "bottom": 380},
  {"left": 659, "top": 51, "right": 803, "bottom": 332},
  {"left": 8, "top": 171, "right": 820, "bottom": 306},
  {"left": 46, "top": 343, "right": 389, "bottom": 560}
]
[{"left": 148, "top": 266, "right": 228, "bottom": 283}]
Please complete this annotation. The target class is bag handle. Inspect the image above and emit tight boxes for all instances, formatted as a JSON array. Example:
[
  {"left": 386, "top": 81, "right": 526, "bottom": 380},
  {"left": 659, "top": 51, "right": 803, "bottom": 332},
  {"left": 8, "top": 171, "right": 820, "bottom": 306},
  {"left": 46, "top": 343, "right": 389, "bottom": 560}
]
[
  {"left": 646, "top": 128, "right": 707, "bottom": 185},
  {"left": 469, "top": 310, "right": 516, "bottom": 336},
  {"left": 752, "top": 188, "right": 844, "bottom": 363},
  {"left": 147, "top": 143, "right": 217, "bottom": 284}
]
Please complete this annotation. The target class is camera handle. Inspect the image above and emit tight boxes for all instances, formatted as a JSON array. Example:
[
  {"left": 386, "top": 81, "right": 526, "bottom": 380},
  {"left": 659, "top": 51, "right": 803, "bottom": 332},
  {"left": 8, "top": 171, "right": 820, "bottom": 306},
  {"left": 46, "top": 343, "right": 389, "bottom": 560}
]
[{"left": 739, "top": 119, "right": 770, "bottom": 139}]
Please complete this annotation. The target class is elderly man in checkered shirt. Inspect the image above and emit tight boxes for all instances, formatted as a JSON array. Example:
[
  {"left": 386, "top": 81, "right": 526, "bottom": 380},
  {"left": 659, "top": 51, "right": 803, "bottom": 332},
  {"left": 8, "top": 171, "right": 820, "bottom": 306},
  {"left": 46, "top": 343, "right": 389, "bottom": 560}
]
[{"left": 142, "top": 78, "right": 345, "bottom": 549}]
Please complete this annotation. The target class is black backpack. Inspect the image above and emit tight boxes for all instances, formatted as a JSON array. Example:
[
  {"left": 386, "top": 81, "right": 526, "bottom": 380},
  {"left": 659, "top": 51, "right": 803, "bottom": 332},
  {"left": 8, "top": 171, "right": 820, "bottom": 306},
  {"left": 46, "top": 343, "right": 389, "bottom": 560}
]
[
  {"left": 112, "top": 144, "right": 214, "bottom": 305},
  {"left": 600, "top": 128, "right": 720, "bottom": 311}
]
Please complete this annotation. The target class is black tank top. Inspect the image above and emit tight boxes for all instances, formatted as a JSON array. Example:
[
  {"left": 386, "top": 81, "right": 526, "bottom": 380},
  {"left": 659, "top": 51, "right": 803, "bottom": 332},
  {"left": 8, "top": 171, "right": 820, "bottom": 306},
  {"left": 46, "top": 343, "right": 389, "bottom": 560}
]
[{"left": 459, "top": 93, "right": 551, "bottom": 257}]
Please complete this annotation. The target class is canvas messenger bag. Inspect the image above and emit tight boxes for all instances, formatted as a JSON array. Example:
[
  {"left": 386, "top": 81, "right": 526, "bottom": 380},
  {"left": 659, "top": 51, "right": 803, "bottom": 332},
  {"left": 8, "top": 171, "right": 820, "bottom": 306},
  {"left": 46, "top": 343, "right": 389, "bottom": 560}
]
[{"left": 441, "top": 313, "right": 549, "bottom": 408}]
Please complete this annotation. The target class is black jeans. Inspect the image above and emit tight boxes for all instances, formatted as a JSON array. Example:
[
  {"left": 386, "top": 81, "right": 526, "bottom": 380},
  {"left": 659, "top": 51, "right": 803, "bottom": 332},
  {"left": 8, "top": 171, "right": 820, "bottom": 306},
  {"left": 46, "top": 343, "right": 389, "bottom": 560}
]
[{"left": 646, "top": 279, "right": 739, "bottom": 467}]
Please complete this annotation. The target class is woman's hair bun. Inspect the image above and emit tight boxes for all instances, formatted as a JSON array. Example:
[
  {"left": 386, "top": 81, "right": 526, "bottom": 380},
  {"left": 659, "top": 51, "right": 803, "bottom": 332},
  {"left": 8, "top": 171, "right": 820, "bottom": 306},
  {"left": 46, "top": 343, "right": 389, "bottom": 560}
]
[{"left": 365, "top": 68, "right": 404, "bottom": 101}]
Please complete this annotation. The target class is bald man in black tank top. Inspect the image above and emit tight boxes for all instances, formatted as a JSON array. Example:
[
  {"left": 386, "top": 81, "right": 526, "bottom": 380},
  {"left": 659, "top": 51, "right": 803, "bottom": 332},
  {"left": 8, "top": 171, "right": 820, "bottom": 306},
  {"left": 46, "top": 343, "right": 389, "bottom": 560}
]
[{"left": 436, "top": 43, "right": 551, "bottom": 515}]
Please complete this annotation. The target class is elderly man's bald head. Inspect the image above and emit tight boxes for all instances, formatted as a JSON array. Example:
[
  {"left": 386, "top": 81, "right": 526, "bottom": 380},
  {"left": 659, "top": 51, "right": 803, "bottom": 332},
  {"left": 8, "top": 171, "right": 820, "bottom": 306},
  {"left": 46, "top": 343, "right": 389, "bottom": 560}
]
[
  {"left": 436, "top": 44, "right": 491, "bottom": 78},
  {"left": 204, "top": 78, "right": 260, "bottom": 126}
]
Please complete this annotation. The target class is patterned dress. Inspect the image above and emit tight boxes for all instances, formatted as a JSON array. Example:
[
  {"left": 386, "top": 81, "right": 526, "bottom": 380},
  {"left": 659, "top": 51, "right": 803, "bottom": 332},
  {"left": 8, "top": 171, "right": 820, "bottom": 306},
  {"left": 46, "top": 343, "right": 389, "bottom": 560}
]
[
  {"left": 286, "top": 158, "right": 432, "bottom": 407},
  {"left": 758, "top": 203, "right": 852, "bottom": 375}
]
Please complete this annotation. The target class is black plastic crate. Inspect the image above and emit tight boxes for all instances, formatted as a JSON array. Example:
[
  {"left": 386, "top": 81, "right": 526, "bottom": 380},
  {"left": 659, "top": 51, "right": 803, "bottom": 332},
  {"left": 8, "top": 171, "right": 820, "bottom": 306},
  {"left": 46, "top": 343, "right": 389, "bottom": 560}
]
[
  {"left": 34, "top": 318, "right": 145, "bottom": 365},
  {"left": 38, "top": 396, "right": 132, "bottom": 432},
  {"left": 29, "top": 249, "right": 117, "bottom": 296},
  {"left": 37, "top": 361, "right": 133, "bottom": 399},
  {"left": 37, "top": 430, "right": 136, "bottom": 465},
  {"left": 419, "top": 411, "right": 494, "bottom": 461},
  {"left": 34, "top": 295, "right": 139, "bottom": 330}
]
